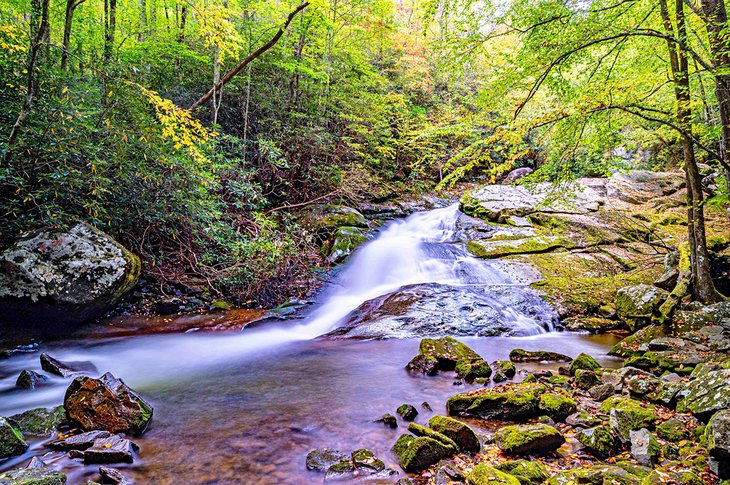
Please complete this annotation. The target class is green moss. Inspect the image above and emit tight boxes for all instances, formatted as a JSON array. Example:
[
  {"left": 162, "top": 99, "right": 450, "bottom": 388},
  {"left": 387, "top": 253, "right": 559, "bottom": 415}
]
[
  {"left": 546, "top": 465, "right": 640, "bottom": 485},
  {"left": 407, "top": 423, "right": 458, "bottom": 452},
  {"left": 569, "top": 353, "right": 601, "bottom": 375},
  {"left": 0, "top": 467, "right": 66, "bottom": 485},
  {"left": 538, "top": 393, "right": 577, "bottom": 421},
  {"left": 576, "top": 425, "right": 620, "bottom": 459},
  {"left": 7, "top": 406, "right": 65, "bottom": 437},
  {"left": 494, "top": 423, "right": 565, "bottom": 454},
  {"left": 656, "top": 418, "right": 690, "bottom": 442},
  {"left": 467, "top": 464, "right": 521, "bottom": 485},
  {"left": 447, "top": 383, "right": 546, "bottom": 420},
  {"left": 391, "top": 435, "right": 452, "bottom": 473},
  {"left": 547, "top": 375, "right": 570, "bottom": 386},
  {"left": 0, "top": 418, "right": 28, "bottom": 459},
  {"left": 413, "top": 336, "right": 491, "bottom": 379},
  {"left": 428, "top": 415, "right": 480, "bottom": 452},
  {"left": 467, "top": 236, "right": 575, "bottom": 259},
  {"left": 494, "top": 460, "right": 550, "bottom": 485}
]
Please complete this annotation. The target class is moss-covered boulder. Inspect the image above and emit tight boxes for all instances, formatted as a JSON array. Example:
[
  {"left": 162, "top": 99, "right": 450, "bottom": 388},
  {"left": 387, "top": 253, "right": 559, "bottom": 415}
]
[
  {"left": 0, "top": 222, "right": 141, "bottom": 330},
  {"left": 407, "top": 423, "right": 458, "bottom": 453},
  {"left": 676, "top": 369, "right": 730, "bottom": 421},
  {"left": 491, "top": 360, "right": 517, "bottom": 382},
  {"left": 546, "top": 465, "right": 640, "bottom": 485},
  {"left": 588, "top": 383, "right": 616, "bottom": 401},
  {"left": 704, "top": 409, "right": 730, "bottom": 478},
  {"left": 321, "top": 226, "right": 368, "bottom": 264},
  {"left": 576, "top": 425, "right": 620, "bottom": 459},
  {"left": 575, "top": 369, "right": 601, "bottom": 390},
  {"left": 0, "top": 418, "right": 27, "bottom": 459},
  {"left": 509, "top": 349, "right": 571, "bottom": 363},
  {"left": 305, "top": 448, "right": 348, "bottom": 472},
  {"left": 601, "top": 396, "right": 658, "bottom": 442},
  {"left": 566, "top": 410, "right": 604, "bottom": 429},
  {"left": 447, "top": 382, "right": 546, "bottom": 420},
  {"left": 64, "top": 372, "right": 153, "bottom": 435},
  {"left": 642, "top": 470, "right": 703, "bottom": 485},
  {"left": 351, "top": 448, "right": 385, "bottom": 473},
  {"left": 428, "top": 415, "right": 480, "bottom": 452},
  {"left": 494, "top": 423, "right": 565, "bottom": 454},
  {"left": 615, "top": 284, "right": 668, "bottom": 331},
  {"left": 7, "top": 406, "right": 66, "bottom": 437},
  {"left": 0, "top": 467, "right": 66, "bottom": 484},
  {"left": 396, "top": 403, "right": 418, "bottom": 421},
  {"left": 406, "top": 336, "right": 491, "bottom": 379},
  {"left": 392, "top": 434, "right": 452, "bottom": 473},
  {"left": 656, "top": 418, "right": 690, "bottom": 442},
  {"left": 538, "top": 393, "right": 577, "bottom": 422},
  {"left": 467, "top": 464, "right": 521, "bottom": 485},
  {"left": 494, "top": 460, "right": 549, "bottom": 485},
  {"left": 569, "top": 353, "right": 600, "bottom": 376}
]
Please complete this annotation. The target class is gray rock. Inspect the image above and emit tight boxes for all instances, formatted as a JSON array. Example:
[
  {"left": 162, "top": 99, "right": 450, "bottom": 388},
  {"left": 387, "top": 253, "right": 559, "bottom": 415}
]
[
  {"left": 48, "top": 430, "right": 112, "bottom": 451},
  {"left": 629, "top": 428, "right": 659, "bottom": 466},
  {"left": 0, "top": 222, "right": 140, "bottom": 329},
  {"left": 41, "top": 353, "right": 97, "bottom": 377},
  {"left": 576, "top": 426, "right": 620, "bottom": 459},
  {"left": 705, "top": 409, "right": 730, "bottom": 478},
  {"left": 502, "top": 167, "right": 534, "bottom": 185},
  {"left": 69, "top": 437, "right": 138, "bottom": 464},
  {"left": 306, "top": 448, "right": 348, "bottom": 472},
  {"left": 615, "top": 284, "right": 669, "bottom": 331},
  {"left": 0, "top": 467, "right": 66, "bottom": 484},
  {"left": 676, "top": 369, "right": 730, "bottom": 421},
  {"left": 26, "top": 456, "right": 47, "bottom": 469},
  {"left": 99, "top": 466, "right": 132, "bottom": 485},
  {"left": 588, "top": 383, "right": 615, "bottom": 401},
  {"left": 15, "top": 370, "right": 48, "bottom": 390}
]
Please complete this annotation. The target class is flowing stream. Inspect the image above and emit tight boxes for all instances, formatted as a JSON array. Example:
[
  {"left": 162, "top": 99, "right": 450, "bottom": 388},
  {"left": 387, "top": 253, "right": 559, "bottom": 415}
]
[{"left": 0, "top": 204, "right": 621, "bottom": 484}]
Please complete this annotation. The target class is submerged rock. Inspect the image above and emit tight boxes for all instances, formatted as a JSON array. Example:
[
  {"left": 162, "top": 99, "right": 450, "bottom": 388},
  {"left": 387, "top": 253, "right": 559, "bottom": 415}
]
[
  {"left": 447, "top": 382, "right": 545, "bottom": 421},
  {"left": 64, "top": 372, "right": 153, "bottom": 435},
  {"left": 0, "top": 418, "right": 28, "bottom": 459},
  {"left": 405, "top": 336, "right": 491, "bottom": 380},
  {"left": 0, "top": 222, "right": 141, "bottom": 329},
  {"left": 48, "top": 430, "right": 112, "bottom": 451},
  {"left": 494, "top": 424, "right": 565, "bottom": 455},
  {"left": 373, "top": 414, "right": 397, "bottom": 428},
  {"left": 99, "top": 466, "right": 131, "bottom": 485}
]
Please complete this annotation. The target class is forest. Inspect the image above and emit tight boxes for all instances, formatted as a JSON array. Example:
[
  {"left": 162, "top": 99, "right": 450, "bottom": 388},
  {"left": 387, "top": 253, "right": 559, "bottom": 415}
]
[{"left": 1, "top": 0, "right": 730, "bottom": 483}]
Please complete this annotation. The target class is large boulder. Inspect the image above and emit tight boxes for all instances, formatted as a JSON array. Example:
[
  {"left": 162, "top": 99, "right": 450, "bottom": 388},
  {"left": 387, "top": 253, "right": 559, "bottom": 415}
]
[
  {"left": 0, "top": 222, "right": 141, "bottom": 330},
  {"left": 0, "top": 418, "right": 27, "bottom": 459},
  {"left": 447, "top": 382, "right": 546, "bottom": 421},
  {"left": 406, "top": 336, "right": 491, "bottom": 379},
  {"left": 615, "top": 284, "right": 668, "bottom": 330},
  {"left": 705, "top": 409, "right": 730, "bottom": 478},
  {"left": 676, "top": 369, "right": 730, "bottom": 421},
  {"left": 494, "top": 423, "right": 565, "bottom": 454},
  {"left": 576, "top": 425, "right": 620, "bottom": 459},
  {"left": 428, "top": 415, "right": 480, "bottom": 453},
  {"left": 7, "top": 406, "right": 66, "bottom": 436},
  {"left": 392, "top": 434, "right": 452, "bottom": 473},
  {"left": 0, "top": 467, "right": 66, "bottom": 484},
  {"left": 601, "top": 396, "right": 658, "bottom": 442},
  {"left": 64, "top": 372, "right": 153, "bottom": 435},
  {"left": 467, "top": 464, "right": 521, "bottom": 485}
]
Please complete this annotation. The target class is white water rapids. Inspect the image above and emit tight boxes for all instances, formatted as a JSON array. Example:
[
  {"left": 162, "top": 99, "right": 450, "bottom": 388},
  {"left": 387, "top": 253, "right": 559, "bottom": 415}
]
[{"left": 0, "top": 203, "right": 553, "bottom": 415}]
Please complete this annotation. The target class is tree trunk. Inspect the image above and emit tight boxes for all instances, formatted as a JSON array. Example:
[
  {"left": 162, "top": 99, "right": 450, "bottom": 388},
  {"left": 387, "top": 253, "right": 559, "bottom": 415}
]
[
  {"left": 138, "top": 0, "right": 147, "bottom": 41},
  {"left": 103, "top": 0, "right": 117, "bottom": 62},
  {"left": 61, "top": 0, "right": 86, "bottom": 70},
  {"left": 177, "top": 5, "right": 187, "bottom": 42}
]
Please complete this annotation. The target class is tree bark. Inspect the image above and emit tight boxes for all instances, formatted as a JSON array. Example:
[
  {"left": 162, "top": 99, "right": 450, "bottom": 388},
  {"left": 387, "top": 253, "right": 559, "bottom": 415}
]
[
  {"left": 61, "top": 0, "right": 86, "bottom": 70},
  {"left": 103, "top": 0, "right": 117, "bottom": 62},
  {"left": 189, "top": 2, "right": 309, "bottom": 112}
]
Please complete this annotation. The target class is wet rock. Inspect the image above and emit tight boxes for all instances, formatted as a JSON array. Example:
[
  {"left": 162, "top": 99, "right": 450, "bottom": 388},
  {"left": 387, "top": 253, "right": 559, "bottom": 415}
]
[
  {"left": 467, "top": 464, "right": 520, "bottom": 485},
  {"left": 40, "top": 353, "right": 97, "bottom": 378},
  {"left": 609, "top": 325, "right": 665, "bottom": 357},
  {"left": 588, "top": 383, "right": 615, "bottom": 401},
  {"left": 300, "top": 205, "right": 368, "bottom": 233},
  {"left": 26, "top": 456, "right": 47, "bottom": 469},
  {"left": 568, "top": 353, "right": 600, "bottom": 376},
  {"left": 407, "top": 423, "right": 458, "bottom": 452},
  {"left": 434, "top": 460, "right": 465, "bottom": 484},
  {"left": 546, "top": 465, "right": 640, "bottom": 485},
  {"left": 615, "top": 284, "right": 668, "bottom": 331},
  {"left": 396, "top": 404, "right": 418, "bottom": 422},
  {"left": 373, "top": 414, "right": 397, "bottom": 428},
  {"left": 69, "top": 436, "right": 138, "bottom": 464},
  {"left": 491, "top": 360, "right": 516, "bottom": 381},
  {"left": 629, "top": 428, "right": 659, "bottom": 466},
  {"left": 8, "top": 406, "right": 66, "bottom": 436},
  {"left": 574, "top": 369, "right": 601, "bottom": 390},
  {"left": 0, "top": 222, "right": 141, "bottom": 329},
  {"left": 576, "top": 425, "right": 620, "bottom": 459},
  {"left": 392, "top": 434, "right": 452, "bottom": 473},
  {"left": 16, "top": 370, "right": 48, "bottom": 390},
  {"left": 676, "top": 368, "right": 730, "bottom": 421},
  {"left": 566, "top": 411, "right": 604, "bottom": 429},
  {"left": 494, "top": 423, "right": 565, "bottom": 454},
  {"left": 305, "top": 448, "right": 348, "bottom": 472},
  {"left": 323, "top": 459, "right": 355, "bottom": 481},
  {"left": 48, "top": 430, "right": 112, "bottom": 451},
  {"left": 351, "top": 448, "right": 385, "bottom": 472},
  {"left": 537, "top": 393, "right": 576, "bottom": 422},
  {"left": 330, "top": 283, "right": 557, "bottom": 339},
  {"left": 0, "top": 418, "right": 28, "bottom": 459},
  {"left": 447, "top": 382, "right": 545, "bottom": 421},
  {"left": 564, "top": 317, "right": 622, "bottom": 333},
  {"left": 509, "top": 349, "right": 573, "bottom": 362},
  {"left": 322, "top": 226, "right": 368, "bottom": 264},
  {"left": 428, "top": 415, "right": 480, "bottom": 453},
  {"left": 406, "top": 336, "right": 491, "bottom": 379},
  {"left": 98, "top": 467, "right": 131, "bottom": 485},
  {"left": 64, "top": 372, "right": 153, "bottom": 435},
  {"left": 494, "top": 460, "right": 549, "bottom": 485},
  {"left": 0, "top": 467, "right": 66, "bottom": 484},
  {"left": 705, "top": 409, "right": 730, "bottom": 478},
  {"left": 601, "top": 396, "right": 658, "bottom": 442}
]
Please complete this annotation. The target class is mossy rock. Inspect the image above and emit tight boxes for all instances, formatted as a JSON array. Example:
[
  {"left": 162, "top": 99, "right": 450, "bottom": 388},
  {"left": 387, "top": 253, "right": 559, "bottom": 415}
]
[
  {"left": 565, "top": 317, "right": 623, "bottom": 333},
  {"left": 492, "top": 360, "right": 517, "bottom": 379},
  {"left": 494, "top": 423, "right": 565, "bottom": 454},
  {"left": 305, "top": 448, "right": 348, "bottom": 472},
  {"left": 7, "top": 406, "right": 66, "bottom": 437},
  {"left": 546, "top": 465, "right": 640, "bottom": 485},
  {"left": 609, "top": 325, "right": 665, "bottom": 357},
  {"left": 574, "top": 369, "right": 602, "bottom": 390},
  {"left": 547, "top": 375, "right": 570, "bottom": 387},
  {"left": 407, "top": 336, "right": 491, "bottom": 379},
  {"left": 351, "top": 448, "right": 385, "bottom": 472},
  {"left": 428, "top": 415, "right": 480, "bottom": 452},
  {"left": 705, "top": 409, "right": 730, "bottom": 478},
  {"left": 467, "top": 464, "right": 521, "bottom": 485},
  {"left": 509, "top": 348, "right": 571, "bottom": 363},
  {"left": 615, "top": 284, "right": 669, "bottom": 331},
  {"left": 641, "top": 470, "right": 704, "bottom": 485},
  {"left": 321, "top": 226, "right": 368, "bottom": 264},
  {"left": 467, "top": 236, "right": 576, "bottom": 259},
  {"left": 396, "top": 404, "right": 418, "bottom": 421},
  {"left": 576, "top": 425, "right": 620, "bottom": 459},
  {"left": 676, "top": 369, "right": 730, "bottom": 421},
  {"left": 656, "top": 418, "right": 690, "bottom": 442},
  {"left": 447, "top": 382, "right": 546, "bottom": 421},
  {"left": 407, "top": 423, "right": 458, "bottom": 453},
  {"left": 0, "top": 418, "right": 28, "bottom": 459},
  {"left": 494, "top": 460, "right": 549, "bottom": 485},
  {"left": 569, "top": 353, "right": 601, "bottom": 376},
  {"left": 0, "top": 467, "right": 66, "bottom": 484},
  {"left": 391, "top": 434, "right": 452, "bottom": 473},
  {"left": 601, "top": 397, "right": 658, "bottom": 442},
  {"left": 538, "top": 393, "right": 577, "bottom": 422}
]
